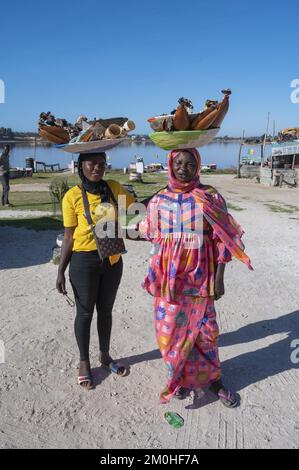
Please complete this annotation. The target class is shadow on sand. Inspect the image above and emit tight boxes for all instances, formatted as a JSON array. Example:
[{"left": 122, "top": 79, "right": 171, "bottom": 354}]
[
  {"left": 0, "top": 222, "right": 60, "bottom": 269},
  {"left": 116, "top": 309, "right": 299, "bottom": 406}
]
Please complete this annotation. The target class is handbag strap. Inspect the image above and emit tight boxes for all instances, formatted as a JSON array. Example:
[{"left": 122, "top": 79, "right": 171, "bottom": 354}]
[
  {"left": 105, "top": 182, "right": 119, "bottom": 209},
  {"left": 80, "top": 183, "right": 121, "bottom": 258},
  {"left": 81, "top": 186, "right": 94, "bottom": 226},
  {"left": 80, "top": 181, "right": 117, "bottom": 219},
  {"left": 81, "top": 185, "right": 104, "bottom": 260}
]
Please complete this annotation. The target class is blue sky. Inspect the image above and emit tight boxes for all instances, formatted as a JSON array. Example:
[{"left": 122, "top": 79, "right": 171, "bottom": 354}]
[{"left": 1, "top": 0, "right": 299, "bottom": 136}]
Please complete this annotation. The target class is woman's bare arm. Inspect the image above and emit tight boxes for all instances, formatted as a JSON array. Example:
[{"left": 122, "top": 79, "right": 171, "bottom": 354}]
[
  {"left": 56, "top": 227, "right": 75, "bottom": 294},
  {"left": 214, "top": 263, "right": 225, "bottom": 300}
]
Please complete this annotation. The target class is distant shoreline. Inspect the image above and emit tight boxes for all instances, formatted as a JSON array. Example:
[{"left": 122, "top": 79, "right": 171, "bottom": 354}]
[{"left": 0, "top": 137, "right": 263, "bottom": 146}]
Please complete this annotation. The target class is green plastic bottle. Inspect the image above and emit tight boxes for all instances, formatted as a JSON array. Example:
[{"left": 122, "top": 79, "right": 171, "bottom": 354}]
[{"left": 164, "top": 412, "right": 184, "bottom": 428}]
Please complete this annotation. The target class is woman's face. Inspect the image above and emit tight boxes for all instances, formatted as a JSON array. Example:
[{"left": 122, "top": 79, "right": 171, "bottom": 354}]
[
  {"left": 82, "top": 155, "right": 106, "bottom": 182},
  {"left": 172, "top": 152, "right": 198, "bottom": 183}
]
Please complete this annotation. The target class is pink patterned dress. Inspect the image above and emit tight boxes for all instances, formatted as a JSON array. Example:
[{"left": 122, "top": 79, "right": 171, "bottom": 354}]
[{"left": 140, "top": 186, "right": 233, "bottom": 403}]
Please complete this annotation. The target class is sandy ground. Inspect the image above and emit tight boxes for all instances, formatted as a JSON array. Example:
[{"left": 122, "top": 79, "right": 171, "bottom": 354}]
[{"left": 0, "top": 175, "right": 298, "bottom": 449}]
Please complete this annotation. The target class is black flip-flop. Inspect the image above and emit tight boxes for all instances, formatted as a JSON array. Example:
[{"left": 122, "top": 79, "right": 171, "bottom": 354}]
[
  {"left": 218, "top": 389, "right": 238, "bottom": 408},
  {"left": 173, "top": 387, "right": 189, "bottom": 400}
]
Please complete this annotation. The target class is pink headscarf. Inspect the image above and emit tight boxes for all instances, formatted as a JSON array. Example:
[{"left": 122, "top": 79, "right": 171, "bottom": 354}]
[
  {"left": 168, "top": 148, "right": 201, "bottom": 192},
  {"left": 165, "top": 148, "right": 253, "bottom": 270}
]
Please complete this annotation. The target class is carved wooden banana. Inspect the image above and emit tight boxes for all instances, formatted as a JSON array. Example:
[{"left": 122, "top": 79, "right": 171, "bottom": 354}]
[
  {"left": 191, "top": 107, "right": 216, "bottom": 130},
  {"left": 211, "top": 94, "right": 229, "bottom": 128},
  {"left": 173, "top": 104, "right": 190, "bottom": 131}
]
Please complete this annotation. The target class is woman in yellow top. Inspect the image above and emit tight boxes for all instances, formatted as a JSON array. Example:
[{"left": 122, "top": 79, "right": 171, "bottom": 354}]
[{"left": 56, "top": 152, "right": 135, "bottom": 390}]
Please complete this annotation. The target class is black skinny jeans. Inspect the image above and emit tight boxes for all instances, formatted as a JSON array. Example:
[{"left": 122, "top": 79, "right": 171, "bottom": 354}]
[
  {"left": 0, "top": 173, "right": 10, "bottom": 205},
  {"left": 69, "top": 251, "right": 123, "bottom": 361}
]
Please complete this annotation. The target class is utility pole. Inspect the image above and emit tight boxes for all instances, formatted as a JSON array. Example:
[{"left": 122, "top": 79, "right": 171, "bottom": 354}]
[
  {"left": 261, "top": 112, "right": 270, "bottom": 164},
  {"left": 237, "top": 130, "right": 245, "bottom": 178}
]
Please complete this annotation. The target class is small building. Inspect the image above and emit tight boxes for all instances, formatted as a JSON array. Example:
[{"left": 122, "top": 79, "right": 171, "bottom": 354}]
[
  {"left": 260, "top": 141, "right": 299, "bottom": 187},
  {"left": 129, "top": 157, "right": 144, "bottom": 174},
  {"left": 201, "top": 163, "right": 217, "bottom": 172},
  {"left": 271, "top": 141, "right": 299, "bottom": 167},
  {"left": 144, "top": 163, "right": 165, "bottom": 172}
]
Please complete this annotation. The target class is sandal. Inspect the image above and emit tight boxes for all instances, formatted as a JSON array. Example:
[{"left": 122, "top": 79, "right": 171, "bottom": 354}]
[
  {"left": 174, "top": 387, "right": 189, "bottom": 400},
  {"left": 101, "top": 361, "right": 127, "bottom": 377},
  {"left": 217, "top": 389, "right": 238, "bottom": 408},
  {"left": 78, "top": 375, "right": 94, "bottom": 390}
]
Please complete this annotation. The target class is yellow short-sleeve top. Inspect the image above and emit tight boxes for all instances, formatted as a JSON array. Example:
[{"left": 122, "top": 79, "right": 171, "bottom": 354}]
[{"left": 62, "top": 180, "right": 136, "bottom": 264}]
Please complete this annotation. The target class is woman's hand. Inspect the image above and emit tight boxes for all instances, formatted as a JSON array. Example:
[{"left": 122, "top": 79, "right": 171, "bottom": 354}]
[
  {"left": 56, "top": 227, "right": 75, "bottom": 294},
  {"left": 214, "top": 277, "right": 225, "bottom": 300},
  {"left": 56, "top": 271, "right": 67, "bottom": 294},
  {"left": 214, "top": 263, "right": 225, "bottom": 301}
]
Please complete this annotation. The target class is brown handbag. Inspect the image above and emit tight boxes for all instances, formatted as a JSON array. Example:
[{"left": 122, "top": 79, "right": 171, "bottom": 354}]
[{"left": 81, "top": 184, "right": 126, "bottom": 261}]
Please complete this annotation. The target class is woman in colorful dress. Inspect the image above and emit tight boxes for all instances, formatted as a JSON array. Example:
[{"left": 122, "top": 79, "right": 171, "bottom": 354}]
[{"left": 139, "top": 148, "right": 253, "bottom": 407}]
